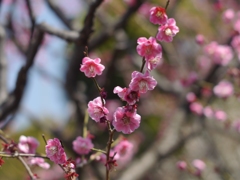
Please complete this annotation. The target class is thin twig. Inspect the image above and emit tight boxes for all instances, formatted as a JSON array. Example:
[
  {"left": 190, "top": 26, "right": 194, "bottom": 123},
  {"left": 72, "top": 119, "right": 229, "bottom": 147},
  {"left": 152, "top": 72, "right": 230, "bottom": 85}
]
[{"left": 0, "top": 151, "right": 48, "bottom": 159}]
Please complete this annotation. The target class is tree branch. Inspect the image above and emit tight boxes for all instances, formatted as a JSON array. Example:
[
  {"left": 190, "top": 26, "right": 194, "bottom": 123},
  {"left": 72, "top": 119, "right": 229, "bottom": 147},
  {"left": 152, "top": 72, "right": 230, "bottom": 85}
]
[
  {"left": 46, "top": 0, "right": 72, "bottom": 29},
  {"left": 0, "top": 28, "right": 44, "bottom": 122}
]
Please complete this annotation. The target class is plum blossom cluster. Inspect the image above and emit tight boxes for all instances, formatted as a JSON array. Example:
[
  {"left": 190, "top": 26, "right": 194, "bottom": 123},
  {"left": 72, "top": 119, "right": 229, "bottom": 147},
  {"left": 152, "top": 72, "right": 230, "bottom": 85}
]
[
  {"left": 18, "top": 136, "right": 49, "bottom": 169},
  {"left": 95, "top": 138, "right": 134, "bottom": 168},
  {"left": 45, "top": 138, "right": 78, "bottom": 179},
  {"left": 78, "top": 4, "right": 179, "bottom": 172},
  {"left": 176, "top": 159, "right": 206, "bottom": 177},
  {"left": 79, "top": 5, "right": 179, "bottom": 135}
]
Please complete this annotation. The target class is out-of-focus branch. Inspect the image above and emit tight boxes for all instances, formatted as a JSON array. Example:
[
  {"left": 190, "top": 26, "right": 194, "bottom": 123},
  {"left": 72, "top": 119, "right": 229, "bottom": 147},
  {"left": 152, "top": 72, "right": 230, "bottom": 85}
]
[
  {"left": 0, "top": 28, "right": 44, "bottom": 122},
  {"left": 37, "top": 22, "right": 79, "bottom": 42},
  {"left": 0, "top": 26, "right": 7, "bottom": 104},
  {"left": 46, "top": 0, "right": 72, "bottom": 29},
  {"left": 89, "top": 0, "right": 145, "bottom": 50}
]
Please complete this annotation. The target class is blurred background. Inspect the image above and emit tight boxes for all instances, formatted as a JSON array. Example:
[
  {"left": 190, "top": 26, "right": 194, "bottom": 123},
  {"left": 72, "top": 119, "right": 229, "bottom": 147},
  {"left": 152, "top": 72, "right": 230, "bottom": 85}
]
[{"left": 0, "top": 0, "right": 240, "bottom": 179}]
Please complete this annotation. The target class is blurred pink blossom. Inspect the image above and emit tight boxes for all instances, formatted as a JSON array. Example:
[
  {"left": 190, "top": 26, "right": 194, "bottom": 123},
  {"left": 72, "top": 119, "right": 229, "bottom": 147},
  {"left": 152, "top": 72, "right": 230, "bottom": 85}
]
[
  {"left": 189, "top": 102, "right": 203, "bottom": 115},
  {"left": 156, "top": 18, "right": 179, "bottom": 42},
  {"left": 105, "top": 100, "right": 122, "bottom": 121},
  {"left": 112, "top": 107, "right": 141, "bottom": 134},
  {"left": 213, "top": 80, "right": 234, "bottom": 98},
  {"left": 234, "top": 19, "right": 240, "bottom": 33},
  {"left": 73, "top": 136, "right": 93, "bottom": 155},
  {"left": 222, "top": 9, "right": 235, "bottom": 23},
  {"left": 28, "top": 157, "right": 50, "bottom": 169},
  {"left": 181, "top": 72, "right": 198, "bottom": 87},
  {"left": 138, "top": 3, "right": 153, "bottom": 17},
  {"left": 87, "top": 97, "right": 109, "bottom": 122},
  {"left": 114, "top": 139, "right": 134, "bottom": 167},
  {"left": 149, "top": 6, "right": 168, "bottom": 25},
  {"left": 146, "top": 55, "right": 163, "bottom": 70},
  {"left": 80, "top": 57, "right": 105, "bottom": 78},
  {"left": 176, "top": 161, "right": 187, "bottom": 171},
  {"left": 203, "top": 106, "right": 214, "bottom": 118},
  {"left": 204, "top": 42, "right": 233, "bottom": 66},
  {"left": 195, "top": 34, "right": 205, "bottom": 45},
  {"left": 129, "top": 71, "right": 157, "bottom": 94},
  {"left": 45, "top": 138, "right": 67, "bottom": 164},
  {"left": 186, "top": 92, "right": 196, "bottom": 103},
  {"left": 214, "top": 110, "right": 227, "bottom": 122},
  {"left": 18, "top": 135, "right": 39, "bottom": 154},
  {"left": 113, "top": 87, "right": 139, "bottom": 105},
  {"left": 192, "top": 159, "right": 206, "bottom": 176},
  {"left": 136, "top": 37, "right": 162, "bottom": 61}
]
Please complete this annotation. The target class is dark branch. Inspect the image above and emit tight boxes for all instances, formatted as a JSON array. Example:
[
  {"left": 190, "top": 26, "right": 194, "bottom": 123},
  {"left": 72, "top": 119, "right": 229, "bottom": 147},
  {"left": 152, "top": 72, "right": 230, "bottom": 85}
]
[
  {"left": 0, "top": 29, "right": 44, "bottom": 122},
  {"left": 37, "top": 22, "right": 79, "bottom": 42},
  {"left": 46, "top": 0, "right": 72, "bottom": 29},
  {"left": 89, "top": 0, "right": 145, "bottom": 50}
]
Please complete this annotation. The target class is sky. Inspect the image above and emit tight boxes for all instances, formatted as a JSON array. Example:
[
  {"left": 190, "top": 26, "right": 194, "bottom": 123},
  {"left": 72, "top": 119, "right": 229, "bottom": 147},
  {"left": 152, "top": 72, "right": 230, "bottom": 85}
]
[{"left": 0, "top": 0, "right": 85, "bottom": 130}]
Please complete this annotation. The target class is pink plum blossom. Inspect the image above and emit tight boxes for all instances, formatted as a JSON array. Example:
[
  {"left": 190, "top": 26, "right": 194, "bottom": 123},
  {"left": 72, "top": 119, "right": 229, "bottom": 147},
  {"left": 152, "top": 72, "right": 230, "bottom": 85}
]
[
  {"left": 176, "top": 161, "right": 187, "bottom": 171},
  {"left": 149, "top": 6, "right": 168, "bottom": 25},
  {"left": 192, "top": 159, "right": 206, "bottom": 176},
  {"left": 136, "top": 37, "right": 162, "bottom": 61},
  {"left": 214, "top": 110, "right": 227, "bottom": 122},
  {"left": 189, "top": 102, "right": 203, "bottom": 115},
  {"left": 28, "top": 157, "right": 50, "bottom": 169},
  {"left": 45, "top": 138, "right": 67, "bottom": 164},
  {"left": 146, "top": 55, "right": 163, "bottom": 70},
  {"left": 204, "top": 42, "right": 233, "bottom": 66},
  {"left": 105, "top": 100, "right": 122, "bottom": 121},
  {"left": 195, "top": 34, "right": 205, "bottom": 45},
  {"left": 113, "top": 86, "right": 139, "bottom": 105},
  {"left": 138, "top": 3, "right": 152, "bottom": 17},
  {"left": 129, "top": 71, "right": 157, "bottom": 94},
  {"left": 112, "top": 107, "right": 141, "bottom": 134},
  {"left": 213, "top": 80, "right": 234, "bottom": 98},
  {"left": 181, "top": 72, "right": 198, "bottom": 87},
  {"left": 186, "top": 92, "right": 196, "bottom": 103},
  {"left": 114, "top": 139, "right": 134, "bottom": 167},
  {"left": 156, "top": 18, "right": 179, "bottom": 42},
  {"left": 18, "top": 135, "right": 39, "bottom": 154},
  {"left": 88, "top": 97, "right": 109, "bottom": 122},
  {"left": 203, "top": 106, "right": 214, "bottom": 118},
  {"left": 222, "top": 9, "right": 235, "bottom": 23},
  {"left": 234, "top": 19, "right": 240, "bottom": 33},
  {"left": 79, "top": 57, "right": 105, "bottom": 78},
  {"left": 73, "top": 136, "right": 93, "bottom": 155}
]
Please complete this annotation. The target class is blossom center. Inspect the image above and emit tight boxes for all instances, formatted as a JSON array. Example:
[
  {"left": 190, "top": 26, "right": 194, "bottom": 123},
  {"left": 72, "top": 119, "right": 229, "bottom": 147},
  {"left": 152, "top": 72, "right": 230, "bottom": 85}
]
[
  {"left": 165, "top": 28, "right": 172, "bottom": 36},
  {"left": 122, "top": 116, "right": 130, "bottom": 125},
  {"left": 145, "top": 45, "right": 152, "bottom": 55},
  {"left": 156, "top": 11, "right": 163, "bottom": 17},
  {"left": 49, "top": 146, "right": 57, "bottom": 155},
  {"left": 89, "top": 65, "right": 95, "bottom": 74},
  {"left": 149, "top": 57, "right": 159, "bottom": 65},
  {"left": 139, "top": 80, "right": 148, "bottom": 91}
]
